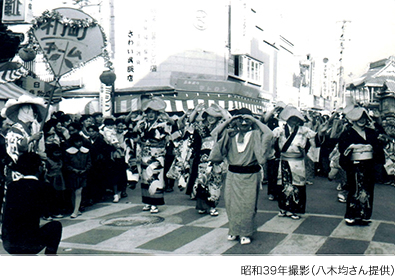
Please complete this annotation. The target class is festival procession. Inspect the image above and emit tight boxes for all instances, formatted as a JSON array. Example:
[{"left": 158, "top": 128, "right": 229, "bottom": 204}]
[{"left": 1, "top": 0, "right": 395, "bottom": 257}]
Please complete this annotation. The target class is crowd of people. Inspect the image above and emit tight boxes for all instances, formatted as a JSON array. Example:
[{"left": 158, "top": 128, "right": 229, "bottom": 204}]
[{"left": 0, "top": 93, "right": 393, "bottom": 252}]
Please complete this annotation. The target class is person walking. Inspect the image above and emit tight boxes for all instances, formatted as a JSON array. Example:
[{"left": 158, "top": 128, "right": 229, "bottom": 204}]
[
  {"left": 134, "top": 97, "right": 171, "bottom": 213},
  {"left": 124, "top": 109, "right": 143, "bottom": 190},
  {"left": 273, "top": 106, "right": 319, "bottom": 220},
  {"left": 338, "top": 106, "right": 385, "bottom": 226},
  {"left": 209, "top": 108, "right": 273, "bottom": 245},
  {"left": 261, "top": 101, "right": 286, "bottom": 201},
  {"left": 188, "top": 103, "right": 230, "bottom": 216}
]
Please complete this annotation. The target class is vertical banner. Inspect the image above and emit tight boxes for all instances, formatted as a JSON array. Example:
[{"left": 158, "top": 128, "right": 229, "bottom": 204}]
[{"left": 99, "top": 83, "right": 112, "bottom": 117}]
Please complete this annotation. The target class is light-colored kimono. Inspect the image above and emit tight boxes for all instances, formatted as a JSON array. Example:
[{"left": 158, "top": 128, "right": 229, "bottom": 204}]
[{"left": 209, "top": 128, "right": 272, "bottom": 237}]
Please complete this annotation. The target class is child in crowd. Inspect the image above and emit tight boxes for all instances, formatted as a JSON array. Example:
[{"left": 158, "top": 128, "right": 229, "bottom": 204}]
[
  {"left": 64, "top": 134, "right": 92, "bottom": 218},
  {"left": 101, "top": 118, "right": 119, "bottom": 147},
  {"left": 45, "top": 144, "right": 68, "bottom": 218}
]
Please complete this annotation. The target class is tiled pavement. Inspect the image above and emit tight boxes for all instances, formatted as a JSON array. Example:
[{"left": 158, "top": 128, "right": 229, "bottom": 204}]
[
  {"left": 1, "top": 176, "right": 395, "bottom": 256},
  {"left": 2, "top": 203, "right": 392, "bottom": 256}
]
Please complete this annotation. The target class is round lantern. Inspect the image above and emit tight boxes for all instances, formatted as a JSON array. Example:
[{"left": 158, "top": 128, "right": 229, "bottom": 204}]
[
  {"left": 18, "top": 47, "right": 36, "bottom": 62},
  {"left": 99, "top": 70, "right": 116, "bottom": 86}
]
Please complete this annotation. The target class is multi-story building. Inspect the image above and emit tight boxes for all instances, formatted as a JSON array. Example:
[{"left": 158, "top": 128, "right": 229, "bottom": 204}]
[
  {"left": 9, "top": 0, "right": 304, "bottom": 115},
  {"left": 106, "top": 0, "right": 289, "bottom": 115}
]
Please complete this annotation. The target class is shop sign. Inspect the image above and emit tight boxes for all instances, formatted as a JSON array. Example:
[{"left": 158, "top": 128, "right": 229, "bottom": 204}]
[
  {"left": 1, "top": 0, "right": 33, "bottom": 24},
  {"left": 177, "top": 78, "right": 235, "bottom": 94},
  {"left": 99, "top": 84, "right": 112, "bottom": 117},
  {"left": 176, "top": 78, "right": 260, "bottom": 99}
]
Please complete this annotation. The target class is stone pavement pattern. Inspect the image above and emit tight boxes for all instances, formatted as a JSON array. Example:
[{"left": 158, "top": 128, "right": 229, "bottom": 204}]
[
  {"left": 1, "top": 177, "right": 395, "bottom": 255},
  {"left": 58, "top": 204, "right": 395, "bottom": 255}
]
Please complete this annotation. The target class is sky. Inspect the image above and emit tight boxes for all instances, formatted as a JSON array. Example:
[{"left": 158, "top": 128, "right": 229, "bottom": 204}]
[
  {"left": 17, "top": 0, "right": 395, "bottom": 81},
  {"left": 256, "top": 0, "right": 395, "bottom": 80}
]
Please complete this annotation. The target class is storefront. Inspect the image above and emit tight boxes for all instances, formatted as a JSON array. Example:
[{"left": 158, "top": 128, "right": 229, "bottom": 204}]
[{"left": 113, "top": 78, "right": 270, "bottom": 115}]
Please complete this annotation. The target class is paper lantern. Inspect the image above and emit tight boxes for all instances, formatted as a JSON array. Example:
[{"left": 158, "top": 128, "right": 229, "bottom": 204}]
[
  {"left": 99, "top": 70, "right": 116, "bottom": 86},
  {"left": 18, "top": 47, "right": 36, "bottom": 62}
]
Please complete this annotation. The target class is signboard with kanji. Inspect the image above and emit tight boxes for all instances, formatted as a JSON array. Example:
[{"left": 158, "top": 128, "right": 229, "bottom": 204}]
[
  {"left": 1, "top": 0, "right": 33, "bottom": 24},
  {"left": 31, "top": 8, "right": 105, "bottom": 78}
]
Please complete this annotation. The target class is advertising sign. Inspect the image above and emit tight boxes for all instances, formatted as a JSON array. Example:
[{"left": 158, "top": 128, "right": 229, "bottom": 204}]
[
  {"left": 31, "top": 8, "right": 105, "bottom": 78},
  {"left": 1, "top": 0, "right": 33, "bottom": 24}
]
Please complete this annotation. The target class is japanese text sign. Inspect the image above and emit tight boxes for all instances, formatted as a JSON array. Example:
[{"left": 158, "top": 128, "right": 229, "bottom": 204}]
[
  {"left": 31, "top": 8, "right": 105, "bottom": 78},
  {"left": 1, "top": 0, "right": 33, "bottom": 24}
]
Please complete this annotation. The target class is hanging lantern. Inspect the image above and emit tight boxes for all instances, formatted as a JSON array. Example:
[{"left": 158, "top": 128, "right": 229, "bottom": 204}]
[
  {"left": 18, "top": 47, "right": 36, "bottom": 62},
  {"left": 99, "top": 70, "right": 116, "bottom": 86}
]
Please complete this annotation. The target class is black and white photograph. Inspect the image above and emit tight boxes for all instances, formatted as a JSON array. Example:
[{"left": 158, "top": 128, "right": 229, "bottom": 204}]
[{"left": 0, "top": 0, "right": 395, "bottom": 279}]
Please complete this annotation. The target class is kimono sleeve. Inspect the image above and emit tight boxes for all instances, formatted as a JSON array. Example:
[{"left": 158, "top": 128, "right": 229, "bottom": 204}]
[{"left": 208, "top": 129, "right": 230, "bottom": 164}]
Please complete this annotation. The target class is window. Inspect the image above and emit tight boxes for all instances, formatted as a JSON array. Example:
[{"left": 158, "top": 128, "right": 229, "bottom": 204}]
[{"left": 234, "top": 55, "right": 263, "bottom": 85}]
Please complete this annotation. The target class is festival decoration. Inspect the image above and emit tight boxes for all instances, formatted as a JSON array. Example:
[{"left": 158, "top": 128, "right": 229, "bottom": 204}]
[
  {"left": 0, "top": 62, "right": 29, "bottom": 84},
  {"left": 99, "top": 70, "right": 117, "bottom": 86},
  {"left": 18, "top": 47, "right": 36, "bottom": 62},
  {"left": 26, "top": 8, "right": 108, "bottom": 127},
  {"left": 30, "top": 8, "right": 105, "bottom": 78}
]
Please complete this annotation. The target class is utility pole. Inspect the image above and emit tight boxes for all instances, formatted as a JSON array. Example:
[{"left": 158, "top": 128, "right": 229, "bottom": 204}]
[{"left": 337, "top": 20, "right": 351, "bottom": 106}]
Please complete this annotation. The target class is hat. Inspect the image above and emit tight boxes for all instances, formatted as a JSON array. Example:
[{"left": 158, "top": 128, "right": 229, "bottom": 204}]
[
  {"left": 279, "top": 106, "right": 305, "bottom": 122},
  {"left": 141, "top": 97, "right": 166, "bottom": 112},
  {"left": 234, "top": 107, "right": 253, "bottom": 116},
  {"left": 2, "top": 94, "right": 46, "bottom": 123},
  {"left": 203, "top": 104, "right": 224, "bottom": 118},
  {"left": 275, "top": 101, "right": 286, "bottom": 109},
  {"left": 346, "top": 107, "right": 372, "bottom": 122}
]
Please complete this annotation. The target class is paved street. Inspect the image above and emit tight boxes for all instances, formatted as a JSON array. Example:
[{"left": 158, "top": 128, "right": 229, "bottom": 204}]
[{"left": 1, "top": 176, "right": 395, "bottom": 256}]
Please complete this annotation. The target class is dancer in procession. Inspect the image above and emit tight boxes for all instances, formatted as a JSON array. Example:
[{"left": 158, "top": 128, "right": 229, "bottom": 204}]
[
  {"left": 189, "top": 103, "right": 230, "bottom": 216},
  {"left": 273, "top": 106, "right": 319, "bottom": 220},
  {"left": 338, "top": 106, "right": 385, "bottom": 226},
  {"left": 2, "top": 95, "right": 47, "bottom": 182},
  {"left": 134, "top": 97, "right": 172, "bottom": 214},
  {"left": 209, "top": 108, "right": 273, "bottom": 244}
]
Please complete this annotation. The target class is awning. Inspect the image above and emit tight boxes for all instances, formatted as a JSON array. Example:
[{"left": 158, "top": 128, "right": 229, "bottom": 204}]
[
  {"left": 0, "top": 82, "right": 36, "bottom": 100},
  {"left": 114, "top": 91, "right": 268, "bottom": 114}
]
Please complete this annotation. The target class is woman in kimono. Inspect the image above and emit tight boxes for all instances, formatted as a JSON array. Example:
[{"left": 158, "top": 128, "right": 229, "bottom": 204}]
[
  {"left": 338, "top": 107, "right": 385, "bottom": 226},
  {"left": 124, "top": 109, "right": 143, "bottom": 189},
  {"left": 2, "top": 95, "right": 47, "bottom": 182},
  {"left": 209, "top": 108, "right": 273, "bottom": 245},
  {"left": 273, "top": 106, "right": 318, "bottom": 220},
  {"left": 134, "top": 97, "right": 172, "bottom": 213},
  {"left": 189, "top": 103, "right": 230, "bottom": 216}
]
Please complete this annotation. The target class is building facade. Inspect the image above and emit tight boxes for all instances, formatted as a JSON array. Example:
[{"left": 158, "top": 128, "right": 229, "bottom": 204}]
[{"left": 8, "top": 0, "right": 306, "bottom": 115}]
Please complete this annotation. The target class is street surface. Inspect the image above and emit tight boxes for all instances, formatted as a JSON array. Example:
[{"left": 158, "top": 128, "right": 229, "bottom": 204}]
[{"left": 1, "top": 176, "right": 395, "bottom": 255}]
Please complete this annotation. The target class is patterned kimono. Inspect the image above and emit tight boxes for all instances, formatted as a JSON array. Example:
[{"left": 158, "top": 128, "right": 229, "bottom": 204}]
[
  {"left": 137, "top": 118, "right": 171, "bottom": 206},
  {"left": 273, "top": 124, "right": 316, "bottom": 214},
  {"left": 166, "top": 124, "right": 194, "bottom": 190},
  {"left": 124, "top": 128, "right": 141, "bottom": 185},
  {"left": 192, "top": 122, "right": 225, "bottom": 212},
  {"left": 5, "top": 121, "right": 45, "bottom": 182},
  {"left": 338, "top": 126, "right": 385, "bottom": 221}
]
